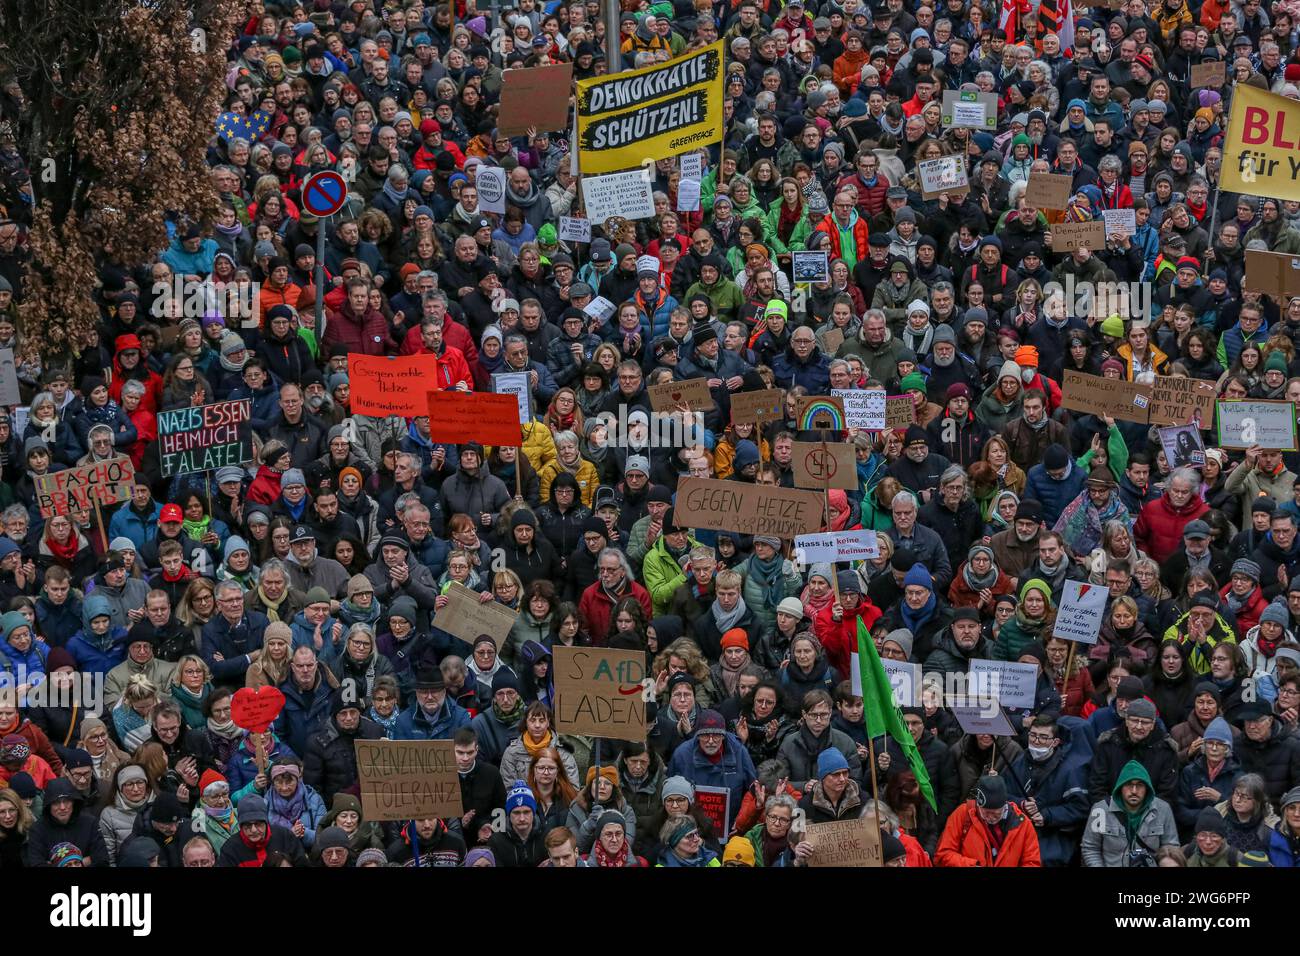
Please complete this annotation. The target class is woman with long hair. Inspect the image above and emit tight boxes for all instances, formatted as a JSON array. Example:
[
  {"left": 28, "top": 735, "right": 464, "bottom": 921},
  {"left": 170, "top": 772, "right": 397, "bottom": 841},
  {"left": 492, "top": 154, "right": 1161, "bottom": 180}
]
[
  {"left": 1090, "top": 595, "right": 1158, "bottom": 681},
  {"left": 111, "top": 675, "right": 159, "bottom": 753},
  {"left": 566, "top": 765, "right": 636, "bottom": 854},
  {"left": 176, "top": 578, "right": 217, "bottom": 650},
  {"left": 527, "top": 746, "right": 580, "bottom": 835},
  {"left": 992, "top": 579, "right": 1056, "bottom": 661},
  {"left": 499, "top": 702, "right": 579, "bottom": 787},
  {"left": 167, "top": 654, "right": 213, "bottom": 730},
  {"left": 202, "top": 688, "right": 242, "bottom": 773},
  {"left": 0, "top": 786, "right": 34, "bottom": 867},
  {"left": 1087, "top": 520, "right": 1147, "bottom": 584},
  {"left": 980, "top": 434, "right": 1026, "bottom": 497}
]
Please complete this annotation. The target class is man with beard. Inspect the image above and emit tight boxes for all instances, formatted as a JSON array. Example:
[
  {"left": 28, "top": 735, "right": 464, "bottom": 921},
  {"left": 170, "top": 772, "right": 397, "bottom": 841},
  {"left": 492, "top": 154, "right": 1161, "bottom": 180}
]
[
  {"left": 923, "top": 607, "right": 991, "bottom": 678},
  {"left": 919, "top": 467, "right": 983, "bottom": 572},
  {"left": 304, "top": 692, "right": 385, "bottom": 805},
  {"left": 503, "top": 166, "right": 554, "bottom": 233},
  {"left": 990, "top": 500, "right": 1045, "bottom": 578},
  {"left": 1054, "top": 467, "right": 1132, "bottom": 563},
  {"left": 889, "top": 426, "right": 951, "bottom": 503},
  {"left": 885, "top": 491, "right": 953, "bottom": 592},
  {"left": 922, "top": 328, "right": 981, "bottom": 407}
]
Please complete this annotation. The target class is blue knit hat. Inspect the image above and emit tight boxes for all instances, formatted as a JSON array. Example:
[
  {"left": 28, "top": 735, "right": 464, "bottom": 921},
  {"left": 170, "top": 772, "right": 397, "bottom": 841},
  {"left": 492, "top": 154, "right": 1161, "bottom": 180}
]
[
  {"left": 733, "top": 439, "right": 760, "bottom": 469},
  {"left": 505, "top": 779, "right": 537, "bottom": 815},
  {"left": 817, "top": 748, "right": 850, "bottom": 778},
  {"left": 903, "top": 564, "right": 933, "bottom": 590},
  {"left": 1203, "top": 717, "right": 1233, "bottom": 749}
]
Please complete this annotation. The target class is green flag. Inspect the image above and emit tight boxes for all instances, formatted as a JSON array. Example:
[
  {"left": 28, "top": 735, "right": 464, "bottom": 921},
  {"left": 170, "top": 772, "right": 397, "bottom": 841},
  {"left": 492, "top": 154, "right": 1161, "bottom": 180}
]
[{"left": 857, "top": 619, "right": 936, "bottom": 812}]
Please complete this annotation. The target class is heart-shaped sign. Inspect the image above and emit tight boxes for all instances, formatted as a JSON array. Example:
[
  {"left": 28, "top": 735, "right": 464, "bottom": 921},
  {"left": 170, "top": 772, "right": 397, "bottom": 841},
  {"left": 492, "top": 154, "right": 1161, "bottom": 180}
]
[{"left": 231, "top": 686, "right": 287, "bottom": 733}]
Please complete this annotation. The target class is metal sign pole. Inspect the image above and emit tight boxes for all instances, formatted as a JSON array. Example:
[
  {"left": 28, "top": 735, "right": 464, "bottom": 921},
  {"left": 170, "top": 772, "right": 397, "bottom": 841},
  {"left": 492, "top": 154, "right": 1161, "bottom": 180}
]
[{"left": 604, "top": 0, "right": 621, "bottom": 73}]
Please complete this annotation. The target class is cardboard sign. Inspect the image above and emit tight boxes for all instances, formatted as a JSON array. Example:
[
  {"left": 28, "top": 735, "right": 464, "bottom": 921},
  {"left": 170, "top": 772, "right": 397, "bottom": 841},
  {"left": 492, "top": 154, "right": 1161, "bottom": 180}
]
[
  {"left": 969, "top": 660, "right": 1038, "bottom": 709},
  {"left": 475, "top": 165, "right": 507, "bottom": 214},
  {"left": 1052, "top": 579, "right": 1108, "bottom": 645},
  {"left": 496, "top": 62, "right": 574, "bottom": 136},
  {"left": 1190, "top": 59, "right": 1226, "bottom": 89},
  {"left": 156, "top": 399, "right": 253, "bottom": 477},
  {"left": 941, "top": 90, "right": 998, "bottom": 130},
  {"left": 794, "top": 529, "right": 881, "bottom": 564},
  {"left": 885, "top": 395, "right": 916, "bottom": 429},
  {"left": 791, "top": 250, "right": 830, "bottom": 283},
  {"left": 431, "top": 581, "right": 518, "bottom": 648},
  {"left": 1050, "top": 220, "right": 1107, "bottom": 253},
  {"left": 917, "top": 155, "right": 969, "bottom": 199},
  {"left": 806, "top": 818, "right": 882, "bottom": 867},
  {"left": 558, "top": 216, "right": 591, "bottom": 243},
  {"left": 1216, "top": 400, "right": 1299, "bottom": 451},
  {"left": 1148, "top": 375, "right": 1218, "bottom": 427},
  {"left": 673, "top": 477, "right": 826, "bottom": 537},
  {"left": 552, "top": 646, "right": 647, "bottom": 740},
  {"left": 791, "top": 440, "right": 858, "bottom": 490},
  {"left": 1061, "top": 370, "right": 1152, "bottom": 424},
  {"left": 693, "top": 785, "right": 731, "bottom": 836},
  {"left": 795, "top": 394, "right": 846, "bottom": 430},
  {"left": 1244, "top": 248, "right": 1300, "bottom": 300},
  {"left": 647, "top": 376, "right": 715, "bottom": 413},
  {"left": 491, "top": 371, "right": 533, "bottom": 424},
  {"left": 354, "top": 739, "right": 464, "bottom": 822},
  {"left": 730, "top": 388, "right": 785, "bottom": 425},
  {"left": 0, "top": 349, "right": 20, "bottom": 406},
  {"left": 951, "top": 705, "right": 1016, "bottom": 736},
  {"left": 425, "top": 391, "right": 522, "bottom": 446},
  {"left": 1158, "top": 423, "right": 1206, "bottom": 468},
  {"left": 581, "top": 168, "right": 655, "bottom": 223},
  {"left": 230, "top": 686, "right": 286, "bottom": 733},
  {"left": 820, "top": 327, "right": 845, "bottom": 355},
  {"left": 34, "top": 457, "right": 136, "bottom": 518},
  {"left": 1025, "top": 172, "right": 1074, "bottom": 210},
  {"left": 1101, "top": 208, "right": 1136, "bottom": 237},
  {"left": 833, "top": 388, "right": 886, "bottom": 429},
  {"left": 350, "top": 354, "right": 448, "bottom": 417}
]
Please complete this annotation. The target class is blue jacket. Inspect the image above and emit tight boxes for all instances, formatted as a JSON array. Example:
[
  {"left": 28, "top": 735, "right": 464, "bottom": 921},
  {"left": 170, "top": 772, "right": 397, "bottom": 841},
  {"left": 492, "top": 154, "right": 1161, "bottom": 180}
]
[
  {"left": 160, "top": 236, "right": 219, "bottom": 277},
  {"left": 107, "top": 502, "right": 162, "bottom": 551},
  {"left": 200, "top": 610, "right": 270, "bottom": 682},
  {"left": 1134, "top": 223, "right": 1160, "bottom": 284},
  {"left": 469, "top": 708, "right": 520, "bottom": 766},
  {"left": 1269, "top": 825, "right": 1300, "bottom": 867},
  {"left": 393, "top": 698, "right": 472, "bottom": 740},
  {"left": 770, "top": 348, "right": 832, "bottom": 394},
  {"left": 226, "top": 380, "right": 283, "bottom": 434},
  {"left": 1024, "top": 461, "right": 1087, "bottom": 528},
  {"left": 274, "top": 674, "right": 335, "bottom": 757},
  {"left": 36, "top": 594, "right": 84, "bottom": 648},
  {"left": 1005, "top": 717, "right": 1092, "bottom": 866},
  {"left": 288, "top": 610, "right": 342, "bottom": 659},
  {"left": 633, "top": 290, "right": 678, "bottom": 340},
  {"left": 0, "top": 641, "right": 47, "bottom": 690},
  {"left": 1218, "top": 319, "right": 1269, "bottom": 369},
  {"left": 66, "top": 594, "right": 130, "bottom": 678},
  {"left": 666, "top": 734, "right": 757, "bottom": 833},
  {"left": 225, "top": 734, "right": 298, "bottom": 796},
  {"left": 1175, "top": 754, "right": 1242, "bottom": 832}
]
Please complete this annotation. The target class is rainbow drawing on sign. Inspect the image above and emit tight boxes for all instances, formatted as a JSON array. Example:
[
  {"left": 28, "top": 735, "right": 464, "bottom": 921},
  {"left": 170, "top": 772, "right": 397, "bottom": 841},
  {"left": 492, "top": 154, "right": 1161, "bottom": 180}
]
[{"left": 798, "top": 399, "right": 845, "bottom": 431}]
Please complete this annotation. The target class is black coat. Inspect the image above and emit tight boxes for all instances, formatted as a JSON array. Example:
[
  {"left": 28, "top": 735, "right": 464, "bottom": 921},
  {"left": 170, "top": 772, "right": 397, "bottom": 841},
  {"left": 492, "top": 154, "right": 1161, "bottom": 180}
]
[
  {"left": 217, "top": 824, "right": 307, "bottom": 866},
  {"left": 303, "top": 716, "right": 386, "bottom": 805},
  {"left": 1087, "top": 725, "right": 1181, "bottom": 805},
  {"left": 25, "top": 780, "right": 110, "bottom": 867},
  {"left": 458, "top": 761, "right": 507, "bottom": 833},
  {"left": 1235, "top": 720, "right": 1300, "bottom": 806}
]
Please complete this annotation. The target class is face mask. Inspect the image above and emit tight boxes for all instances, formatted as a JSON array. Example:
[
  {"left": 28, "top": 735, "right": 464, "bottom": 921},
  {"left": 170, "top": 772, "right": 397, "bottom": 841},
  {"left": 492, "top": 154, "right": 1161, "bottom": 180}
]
[
  {"left": 1021, "top": 368, "right": 1035, "bottom": 383},
  {"left": 1029, "top": 745, "right": 1054, "bottom": 761}
]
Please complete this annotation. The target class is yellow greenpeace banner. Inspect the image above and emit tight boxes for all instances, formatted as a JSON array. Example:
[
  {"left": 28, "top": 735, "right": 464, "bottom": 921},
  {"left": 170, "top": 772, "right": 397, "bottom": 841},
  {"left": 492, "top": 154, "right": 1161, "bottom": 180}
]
[
  {"left": 1222, "top": 83, "right": 1300, "bottom": 202},
  {"left": 574, "top": 41, "right": 724, "bottom": 175}
]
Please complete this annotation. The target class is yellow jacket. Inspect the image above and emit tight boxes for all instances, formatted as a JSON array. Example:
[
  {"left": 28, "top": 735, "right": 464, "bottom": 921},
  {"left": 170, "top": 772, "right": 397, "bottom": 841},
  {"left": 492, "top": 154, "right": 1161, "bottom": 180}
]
[
  {"left": 520, "top": 421, "right": 557, "bottom": 473},
  {"left": 713, "top": 435, "right": 770, "bottom": 480},
  {"left": 539, "top": 458, "right": 601, "bottom": 508}
]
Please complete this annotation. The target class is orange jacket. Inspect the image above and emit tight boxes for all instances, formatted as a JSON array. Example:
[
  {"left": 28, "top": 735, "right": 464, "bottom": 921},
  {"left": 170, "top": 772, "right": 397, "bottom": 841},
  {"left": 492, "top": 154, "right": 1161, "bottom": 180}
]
[
  {"left": 832, "top": 49, "right": 870, "bottom": 96},
  {"left": 935, "top": 800, "right": 1042, "bottom": 867}
]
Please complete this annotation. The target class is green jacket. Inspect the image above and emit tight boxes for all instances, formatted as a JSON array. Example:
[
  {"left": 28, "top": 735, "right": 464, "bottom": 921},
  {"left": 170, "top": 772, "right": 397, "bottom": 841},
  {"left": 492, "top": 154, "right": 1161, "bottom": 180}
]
[
  {"left": 642, "top": 533, "right": 700, "bottom": 616},
  {"left": 686, "top": 278, "right": 745, "bottom": 324},
  {"left": 1075, "top": 422, "right": 1128, "bottom": 483},
  {"left": 764, "top": 198, "right": 815, "bottom": 252}
]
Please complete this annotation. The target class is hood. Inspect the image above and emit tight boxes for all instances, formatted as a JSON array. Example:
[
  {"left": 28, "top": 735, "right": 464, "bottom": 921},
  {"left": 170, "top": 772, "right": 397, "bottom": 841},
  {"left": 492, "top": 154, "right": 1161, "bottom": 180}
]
[
  {"left": 649, "top": 615, "right": 684, "bottom": 646},
  {"left": 1111, "top": 758, "right": 1154, "bottom": 811},
  {"left": 42, "top": 779, "right": 84, "bottom": 822},
  {"left": 81, "top": 594, "right": 114, "bottom": 631}
]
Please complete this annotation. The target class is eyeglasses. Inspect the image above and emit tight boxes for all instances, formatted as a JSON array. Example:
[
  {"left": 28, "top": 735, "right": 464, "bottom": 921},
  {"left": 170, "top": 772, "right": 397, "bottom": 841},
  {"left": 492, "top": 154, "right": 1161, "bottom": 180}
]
[
  {"left": 1027, "top": 733, "right": 1056, "bottom": 744},
  {"left": 1126, "top": 717, "right": 1155, "bottom": 728}
]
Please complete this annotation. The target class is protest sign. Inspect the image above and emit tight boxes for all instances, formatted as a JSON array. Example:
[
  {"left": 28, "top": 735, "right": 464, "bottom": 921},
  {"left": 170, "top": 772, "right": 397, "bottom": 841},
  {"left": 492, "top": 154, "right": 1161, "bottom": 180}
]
[
  {"left": 795, "top": 395, "right": 846, "bottom": 431},
  {"left": 806, "top": 818, "right": 882, "bottom": 867},
  {"left": 1061, "top": 370, "right": 1151, "bottom": 424},
  {"left": 1052, "top": 579, "right": 1108, "bottom": 645},
  {"left": 694, "top": 785, "right": 731, "bottom": 836},
  {"left": 941, "top": 90, "right": 998, "bottom": 129},
  {"left": 552, "top": 646, "right": 647, "bottom": 739},
  {"left": 969, "top": 660, "right": 1038, "bottom": 709},
  {"left": 35, "top": 457, "right": 136, "bottom": 518},
  {"left": 1191, "top": 59, "right": 1226, "bottom": 88},
  {"left": 1050, "top": 220, "right": 1107, "bottom": 253},
  {"left": 647, "top": 376, "right": 715, "bottom": 413},
  {"left": 0, "top": 349, "right": 19, "bottom": 406},
  {"left": 1244, "top": 248, "right": 1300, "bottom": 299},
  {"left": 820, "top": 328, "right": 845, "bottom": 355},
  {"left": 791, "top": 250, "right": 830, "bottom": 283},
  {"left": 575, "top": 42, "right": 724, "bottom": 174},
  {"left": 1148, "top": 375, "right": 1218, "bottom": 426},
  {"left": 1025, "top": 172, "right": 1074, "bottom": 210},
  {"left": 584, "top": 296, "right": 616, "bottom": 324},
  {"left": 230, "top": 686, "right": 285, "bottom": 733},
  {"left": 476, "top": 166, "right": 507, "bottom": 214},
  {"left": 673, "top": 478, "right": 825, "bottom": 537},
  {"left": 1216, "top": 400, "right": 1299, "bottom": 450},
  {"left": 491, "top": 371, "right": 533, "bottom": 424},
  {"left": 157, "top": 399, "right": 253, "bottom": 476},
  {"left": 833, "top": 388, "right": 886, "bottom": 429},
  {"left": 676, "top": 179, "right": 701, "bottom": 212},
  {"left": 730, "top": 388, "right": 785, "bottom": 424},
  {"left": 864, "top": 658, "right": 922, "bottom": 707},
  {"left": 1221, "top": 84, "right": 1300, "bottom": 203},
  {"left": 680, "top": 152, "right": 704, "bottom": 180},
  {"left": 917, "top": 155, "right": 969, "bottom": 199},
  {"left": 496, "top": 62, "right": 574, "bottom": 135},
  {"left": 1159, "top": 423, "right": 1206, "bottom": 468},
  {"left": 431, "top": 581, "right": 518, "bottom": 649},
  {"left": 951, "top": 705, "right": 1016, "bottom": 736},
  {"left": 558, "top": 216, "right": 591, "bottom": 243},
  {"left": 425, "top": 391, "right": 522, "bottom": 446},
  {"left": 794, "top": 529, "right": 881, "bottom": 564},
  {"left": 1101, "top": 209, "right": 1136, "bottom": 237},
  {"left": 885, "top": 395, "right": 916, "bottom": 429},
  {"left": 791, "top": 441, "right": 857, "bottom": 490},
  {"left": 581, "top": 168, "right": 655, "bottom": 223},
  {"left": 349, "top": 354, "right": 447, "bottom": 417},
  {"left": 354, "top": 740, "right": 463, "bottom": 822}
]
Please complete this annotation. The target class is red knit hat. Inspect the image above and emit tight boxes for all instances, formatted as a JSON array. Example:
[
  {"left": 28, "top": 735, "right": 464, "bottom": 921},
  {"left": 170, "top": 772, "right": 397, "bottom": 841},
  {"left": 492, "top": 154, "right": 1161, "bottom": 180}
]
[
  {"left": 721, "top": 628, "right": 750, "bottom": 651},
  {"left": 199, "top": 769, "right": 228, "bottom": 795}
]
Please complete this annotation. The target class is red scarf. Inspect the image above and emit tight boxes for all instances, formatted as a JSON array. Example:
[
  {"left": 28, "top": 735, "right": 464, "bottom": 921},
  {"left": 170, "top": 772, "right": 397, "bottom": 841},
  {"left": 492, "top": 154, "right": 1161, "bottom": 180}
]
[
  {"left": 592, "top": 837, "right": 628, "bottom": 867},
  {"left": 777, "top": 199, "right": 804, "bottom": 242},
  {"left": 1187, "top": 199, "right": 1208, "bottom": 222},
  {"left": 237, "top": 828, "right": 269, "bottom": 867},
  {"left": 45, "top": 530, "right": 80, "bottom": 567}
]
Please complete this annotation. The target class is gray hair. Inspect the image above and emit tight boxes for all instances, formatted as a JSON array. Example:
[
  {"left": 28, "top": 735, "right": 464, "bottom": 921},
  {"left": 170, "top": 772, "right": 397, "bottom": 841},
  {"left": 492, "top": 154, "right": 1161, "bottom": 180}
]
[
  {"left": 260, "top": 558, "right": 287, "bottom": 580},
  {"left": 1, "top": 505, "right": 27, "bottom": 524},
  {"left": 940, "top": 465, "right": 967, "bottom": 488},
  {"left": 1099, "top": 155, "right": 1123, "bottom": 173},
  {"left": 552, "top": 429, "right": 578, "bottom": 449},
  {"left": 1170, "top": 466, "right": 1200, "bottom": 489},
  {"left": 828, "top": 359, "right": 851, "bottom": 376},
  {"left": 891, "top": 491, "right": 919, "bottom": 511},
  {"left": 122, "top": 379, "right": 147, "bottom": 399},
  {"left": 689, "top": 545, "right": 716, "bottom": 563},
  {"left": 765, "top": 793, "right": 797, "bottom": 815},
  {"left": 215, "top": 579, "right": 245, "bottom": 599},
  {"left": 597, "top": 547, "right": 633, "bottom": 579}
]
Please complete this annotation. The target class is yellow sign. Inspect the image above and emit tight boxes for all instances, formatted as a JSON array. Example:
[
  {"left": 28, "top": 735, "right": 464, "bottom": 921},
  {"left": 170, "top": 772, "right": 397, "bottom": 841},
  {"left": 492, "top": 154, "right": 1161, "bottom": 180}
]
[
  {"left": 1222, "top": 83, "right": 1300, "bottom": 203},
  {"left": 574, "top": 42, "right": 724, "bottom": 175}
]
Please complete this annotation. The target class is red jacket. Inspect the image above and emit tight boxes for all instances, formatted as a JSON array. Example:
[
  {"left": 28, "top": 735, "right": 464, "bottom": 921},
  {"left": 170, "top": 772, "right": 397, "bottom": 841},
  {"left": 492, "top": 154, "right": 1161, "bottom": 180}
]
[
  {"left": 323, "top": 301, "right": 396, "bottom": 357},
  {"left": 935, "top": 800, "right": 1042, "bottom": 867},
  {"left": 125, "top": 407, "right": 157, "bottom": 470},
  {"left": 247, "top": 464, "right": 282, "bottom": 506},
  {"left": 423, "top": 345, "right": 474, "bottom": 391},
  {"left": 813, "top": 599, "right": 883, "bottom": 679},
  {"left": 1221, "top": 583, "right": 1268, "bottom": 637},
  {"left": 1, "top": 717, "right": 62, "bottom": 774},
  {"left": 1134, "top": 492, "right": 1209, "bottom": 564},
  {"left": 578, "top": 578, "right": 652, "bottom": 646},
  {"left": 835, "top": 172, "right": 891, "bottom": 219},
  {"left": 812, "top": 212, "right": 871, "bottom": 268},
  {"left": 400, "top": 318, "right": 479, "bottom": 367}
]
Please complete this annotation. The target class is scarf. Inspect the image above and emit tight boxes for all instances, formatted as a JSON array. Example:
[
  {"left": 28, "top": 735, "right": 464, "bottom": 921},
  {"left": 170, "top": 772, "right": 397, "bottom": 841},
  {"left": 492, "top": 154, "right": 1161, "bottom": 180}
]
[
  {"left": 204, "top": 802, "right": 235, "bottom": 829},
  {"left": 962, "top": 554, "right": 1000, "bottom": 591},
  {"left": 1224, "top": 586, "right": 1256, "bottom": 615},
  {"left": 267, "top": 782, "right": 307, "bottom": 830},
  {"left": 83, "top": 399, "right": 120, "bottom": 429},
  {"left": 182, "top": 515, "right": 211, "bottom": 542},
  {"left": 1057, "top": 491, "right": 1129, "bottom": 558},
  {"left": 522, "top": 729, "right": 552, "bottom": 758},
  {"left": 338, "top": 599, "right": 381, "bottom": 629},
  {"left": 114, "top": 787, "right": 149, "bottom": 813},
  {"left": 762, "top": 828, "right": 789, "bottom": 863},
  {"left": 382, "top": 178, "right": 410, "bottom": 207},
  {"left": 493, "top": 696, "right": 525, "bottom": 725},
  {"left": 593, "top": 837, "right": 628, "bottom": 867},
  {"left": 45, "top": 530, "right": 80, "bottom": 565},
  {"left": 711, "top": 598, "right": 746, "bottom": 634},
  {"left": 900, "top": 590, "right": 937, "bottom": 633},
  {"left": 748, "top": 552, "right": 787, "bottom": 609},
  {"left": 258, "top": 584, "right": 290, "bottom": 623},
  {"left": 777, "top": 198, "right": 804, "bottom": 242},
  {"left": 720, "top": 649, "right": 751, "bottom": 695},
  {"left": 207, "top": 714, "right": 242, "bottom": 739},
  {"left": 281, "top": 495, "right": 307, "bottom": 522}
]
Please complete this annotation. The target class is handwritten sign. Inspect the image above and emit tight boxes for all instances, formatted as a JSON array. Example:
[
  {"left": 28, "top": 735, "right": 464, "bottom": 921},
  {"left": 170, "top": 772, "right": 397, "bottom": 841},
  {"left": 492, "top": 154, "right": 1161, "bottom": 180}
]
[
  {"left": 917, "top": 155, "right": 969, "bottom": 199},
  {"left": 969, "top": 660, "right": 1038, "bottom": 709},
  {"left": 552, "top": 646, "right": 646, "bottom": 739},
  {"left": 581, "top": 168, "right": 655, "bottom": 223},
  {"left": 475, "top": 166, "right": 507, "bottom": 214},
  {"left": 730, "top": 388, "right": 785, "bottom": 424},
  {"left": 349, "top": 354, "right": 446, "bottom": 417},
  {"left": 35, "top": 457, "right": 136, "bottom": 518},
  {"left": 885, "top": 395, "right": 916, "bottom": 429},
  {"left": 673, "top": 477, "right": 825, "bottom": 537},
  {"left": 491, "top": 371, "right": 533, "bottom": 424},
  {"left": 1190, "top": 59, "right": 1226, "bottom": 89},
  {"left": 647, "top": 376, "right": 715, "bottom": 413},
  {"left": 1216, "top": 400, "right": 1299, "bottom": 451},
  {"left": 794, "top": 530, "right": 880, "bottom": 564},
  {"left": 156, "top": 399, "right": 253, "bottom": 477},
  {"left": 425, "top": 391, "right": 522, "bottom": 446},
  {"left": 1148, "top": 375, "right": 1217, "bottom": 427},
  {"left": 941, "top": 90, "right": 997, "bottom": 130},
  {"left": 230, "top": 686, "right": 286, "bottom": 733},
  {"left": 1052, "top": 579, "right": 1108, "bottom": 645},
  {"left": 791, "top": 441, "right": 858, "bottom": 490},
  {"left": 676, "top": 178, "right": 701, "bottom": 212},
  {"left": 431, "top": 581, "right": 518, "bottom": 648},
  {"left": 694, "top": 785, "right": 731, "bottom": 836},
  {"left": 833, "top": 388, "right": 886, "bottom": 429},
  {"left": 1050, "top": 220, "right": 1107, "bottom": 253},
  {"left": 1061, "top": 370, "right": 1151, "bottom": 424},
  {"left": 806, "top": 817, "right": 882, "bottom": 867},
  {"left": 1101, "top": 208, "right": 1136, "bottom": 237},
  {"left": 354, "top": 739, "right": 464, "bottom": 821},
  {"left": 1025, "top": 172, "right": 1074, "bottom": 210}
]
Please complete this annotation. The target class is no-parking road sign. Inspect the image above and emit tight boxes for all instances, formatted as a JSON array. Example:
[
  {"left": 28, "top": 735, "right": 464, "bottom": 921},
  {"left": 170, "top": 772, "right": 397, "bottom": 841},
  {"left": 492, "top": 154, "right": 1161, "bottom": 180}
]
[{"left": 301, "top": 171, "right": 348, "bottom": 218}]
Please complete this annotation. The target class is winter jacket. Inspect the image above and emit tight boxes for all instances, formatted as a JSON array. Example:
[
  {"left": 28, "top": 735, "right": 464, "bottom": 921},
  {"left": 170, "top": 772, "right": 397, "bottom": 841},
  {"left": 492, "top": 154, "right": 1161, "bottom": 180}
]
[
  {"left": 25, "top": 779, "right": 110, "bottom": 866},
  {"left": 303, "top": 714, "right": 386, "bottom": 805},
  {"left": 1081, "top": 761, "right": 1180, "bottom": 866},
  {"left": 1134, "top": 491, "right": 1209, "bottom": 564},
  {"left": 777, "top": 725, "right": 863, "bottom": 793},
  {"left": 935, "top": 799, "right": 1042, "bottom": 866},
  {"left": 666, "top": 734, "right": 756, "bottom": 834},
  {"left": 393, "top": 698, "right": 472, "bottom": 740},
  {"left": 1005, "top": 718, "right": 1093, "bottom": 866},
  {"left": 1087, "top": 724, "right": 1181, "bottom": 806}
]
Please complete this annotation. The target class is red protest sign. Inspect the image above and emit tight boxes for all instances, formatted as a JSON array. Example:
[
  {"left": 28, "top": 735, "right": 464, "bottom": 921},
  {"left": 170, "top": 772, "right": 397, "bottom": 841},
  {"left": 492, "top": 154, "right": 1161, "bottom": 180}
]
[
  {"left": 694, "top": 785, "right": 731, "bottom": 836},
  {"left": 349, "top": 354, "right": 447, "bottom": 417},
  {"left": 426, "top": 391, "right": 522, "bottom": 446},
  {"left": 231, "top": 686, "right": 286, "bottom": 733}
]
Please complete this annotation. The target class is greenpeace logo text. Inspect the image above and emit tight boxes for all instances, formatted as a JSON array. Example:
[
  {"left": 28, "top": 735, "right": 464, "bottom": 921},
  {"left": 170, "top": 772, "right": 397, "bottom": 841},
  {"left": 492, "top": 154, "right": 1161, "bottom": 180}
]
[{"left": 50, "top": 888, "right": 152, "bottom": 937}]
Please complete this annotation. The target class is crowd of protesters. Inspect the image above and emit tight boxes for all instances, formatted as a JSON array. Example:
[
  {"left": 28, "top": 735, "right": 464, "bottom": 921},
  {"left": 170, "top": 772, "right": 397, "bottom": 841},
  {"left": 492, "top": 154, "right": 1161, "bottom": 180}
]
[{"left": 1, "top": 0, "right": 1300, "bottom": 869}]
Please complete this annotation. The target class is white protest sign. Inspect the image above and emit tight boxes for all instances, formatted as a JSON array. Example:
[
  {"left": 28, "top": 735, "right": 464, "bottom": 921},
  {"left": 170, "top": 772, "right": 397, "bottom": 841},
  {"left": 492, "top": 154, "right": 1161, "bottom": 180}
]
[
  {"left": 969, "top": 660, "right": 1038, "bottom": 709},
  {"left": 476, "top": 166, "right": 507, "bottom": 214},
  {"left": 951, "top": 705, "right": 1016, "bottom": 736},
  {"left": 0, "top": 349, "right": 20, "bottom": 406},
  {"left": 491, "top": 371, "right": 532, "bottom": 424},
  {"left": 794, "top": 530, "right": 881, "bottom": 564},
  {"left": 559, "top": 216, "right": 591, "bottom": 243},
  {"left": 833, "top": 388, "right": 886, "bottom": 429},
  {"left": 581, "top": 169, "right": 655, "bottom": 224},
  {"left": 583, "top": 296, "right": 616, "bottom": 324},
  {"left": 1051, "top": 579, "right": 1108, "bottom": 645},
  {"left": 680, "top": 153, "right": 703, "bottom": 181},
  {"left": 676, "top": 179, "right": 701, "bottom": 212},
  {"left": 1101, "top": 208, "right": 1136, "bottom": 237}
]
